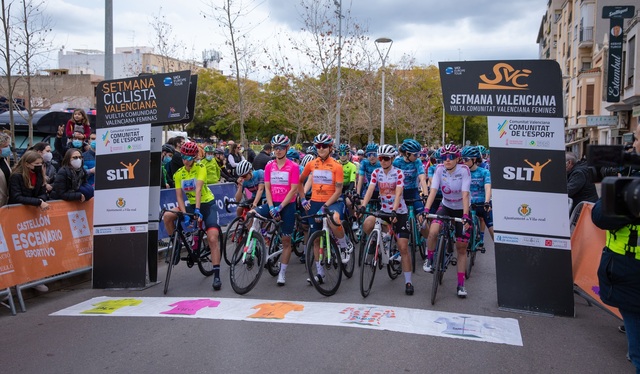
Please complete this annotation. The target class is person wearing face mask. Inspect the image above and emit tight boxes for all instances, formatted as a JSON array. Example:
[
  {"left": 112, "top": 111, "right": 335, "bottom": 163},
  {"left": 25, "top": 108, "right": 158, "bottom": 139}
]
[
  {"left": 82, "top": 133, "right": 97, "bottom": 187},
  {"left": 51, "top": 148, "right": 93, "bottom": 202},
  {"left": 161, "top": 144, "right": 175, "bottom": 188},
  {"left": 55, "top": 129, "right": 86, "bottom": 157},
  {"left": 31, "top": 142, "right": 57, "bottom": 194},
  {"left": 8, "top": 150, "right": 49, "bottom": 209},
  {"left": 200, "top": 145, "right": 222, "bottom": 184},
  {"left": 0, "top": 132, "right": 13, "bottom": 207},
  {"left": 214, "top": 148, "right": 234, "bottom": 182}
]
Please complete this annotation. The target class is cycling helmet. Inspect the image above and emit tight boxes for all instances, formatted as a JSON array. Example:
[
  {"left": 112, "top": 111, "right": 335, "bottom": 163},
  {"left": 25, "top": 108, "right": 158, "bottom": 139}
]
[
  {"left": 378, "top": 144, "right": 397, "bottom": 157},
  {"left": 440, "top": 144, "right": 460, "bottom": 157},
  {"left": 286, "top": 148, "right": 300, "bottom": 161},
  {"left": 432, "top": 149, "right": 441, "bottom": 161},
  {"left": 356, "top": 149, "right": 364, "bottom": 156},
  {"left": 365, "top": 143, "right": 379, "bottom": 153},
  {"left": 306, "top": 145, "right": 317, "bottom": 156},
  {"left": 162, "top": 144, "right": 175, "bottom": 154},
  {"left": 313, "top": 133, "right": 333, "bottom": 146},
  {"left": 401, "top": 139, "right": 421, "bottom": 154},
  {"left": 300, "top": 154, "right": 316, "bottom": 167},
  {"left": 236, "top": 160, "right": 253, "bottom": 177},
  {"left": 180, "top": 142, "right": 199, "bottom": 157},
  {"left": 213, "top": 148, "right": 224, "bottom": 155},
  {"left": 203, "top": 145, "right": 215, "bottom": 153},
  {"left": 271, "top": 134, "right": 290, "bottom": 146},
  {"left": 477, "top": 145, "right": 488, "bottom": 156},
  {"left": 461, "top": 146, "right": 481, "bottom": 159},
  {"left": 338, "top": 144, "right": 350, "bottom": 153}
]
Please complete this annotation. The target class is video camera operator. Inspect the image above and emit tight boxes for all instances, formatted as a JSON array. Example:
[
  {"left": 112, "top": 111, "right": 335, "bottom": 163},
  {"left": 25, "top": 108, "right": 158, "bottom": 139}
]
[{"left": 590, "top": 127, "right": 640, "bottom": 372}]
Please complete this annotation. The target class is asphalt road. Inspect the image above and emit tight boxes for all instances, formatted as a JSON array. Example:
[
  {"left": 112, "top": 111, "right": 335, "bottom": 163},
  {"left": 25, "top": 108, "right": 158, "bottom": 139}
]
[{"left": 0, "top": 236, "right": 634, "bottom": 374}]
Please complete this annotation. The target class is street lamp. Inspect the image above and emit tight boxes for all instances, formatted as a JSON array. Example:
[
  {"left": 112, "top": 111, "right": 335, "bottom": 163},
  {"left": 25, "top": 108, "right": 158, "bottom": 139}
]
[
  {"left": 462, "top": 116, "right": 467, "bottom": 146},
  {"left": 375, "top": 37, "right": 393, "bottom": 145},
  {"left": 334, "top": 0, "right": 343, "bottom": 145}
]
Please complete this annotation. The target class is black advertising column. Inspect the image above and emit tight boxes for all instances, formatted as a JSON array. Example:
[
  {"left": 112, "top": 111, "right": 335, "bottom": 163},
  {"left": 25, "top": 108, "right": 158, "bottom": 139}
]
[
  {"left": 439, "top": 60, "right": 573, "bottom": 316},
  {"left": 148, "top": 126, "right": 162, "bottom": 283},
  {"left": 93, "top": 71, "right": 191, "bottom": 289},
  {"left": 602, "top": 5, "right": 635, "bottom": 103}
]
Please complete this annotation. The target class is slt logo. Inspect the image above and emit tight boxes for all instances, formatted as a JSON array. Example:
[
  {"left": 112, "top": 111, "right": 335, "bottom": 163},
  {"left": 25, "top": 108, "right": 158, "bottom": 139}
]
[
  {"left": 478, "top": 63, "right": 531, "bottom": 90},
  {"left": 503, "top": 159, "right": 551, "bottom": 182},
  {"left": 106, "top": 159, "right": 140, "bottom": 181}
]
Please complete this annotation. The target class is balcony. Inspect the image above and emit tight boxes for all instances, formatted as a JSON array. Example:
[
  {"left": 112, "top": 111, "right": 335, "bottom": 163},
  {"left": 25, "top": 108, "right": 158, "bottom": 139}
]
[{"left": 579, "top": 27, "right": 593, "bottom": 48}]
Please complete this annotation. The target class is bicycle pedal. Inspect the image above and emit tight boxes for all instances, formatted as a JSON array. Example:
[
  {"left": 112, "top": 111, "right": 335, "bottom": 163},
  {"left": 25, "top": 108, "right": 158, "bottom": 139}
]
[{"left": 451, "top": 257, "right": 457, "bottom": 266}]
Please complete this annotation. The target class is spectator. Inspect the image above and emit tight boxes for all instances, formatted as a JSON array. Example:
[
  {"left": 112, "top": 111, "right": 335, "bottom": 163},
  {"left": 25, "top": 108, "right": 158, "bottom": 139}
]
[
  {"left": 214, "top": 148, "right": 233, "bottom": 182},
  {"left": 0, "top": 132, "right": 12, "bottom": 207},
  {"left": 245, "top": 144, "right": 256, "bottom": 164},
  {"left": 65, "top": 108, "right": 92, "bottom": 140},
  {"left": 83, "top": 133, "right": 97, "bottom": 187},
  {"left": 201, "top": 145, "right": 222, "bottom": 184},
  {"left": 161, "top": 144, "right": 175, "bottom": 188},
  {"left": 566, "top": 151, "right": 598, "bottom": 215},
  {"left": 8, "top": 150, "right": 49, "bottom": 209},
  {"left": 227, "top": 143, "right": 245, "bottom": 176},
  {"left": 31, "top": 142, "right": 56, "bottom": 194},
  {"left": 252, "top": 143, "right": 273, "bottom": 171},
  {"left": 51, "top": 148, "right": 93, "bottom": 202},
  {"left": 166, "top": 136, "right": 185, "bottom": 184},
  {"left": 56, "top": 129, "right": 86, "bottom": 157}
]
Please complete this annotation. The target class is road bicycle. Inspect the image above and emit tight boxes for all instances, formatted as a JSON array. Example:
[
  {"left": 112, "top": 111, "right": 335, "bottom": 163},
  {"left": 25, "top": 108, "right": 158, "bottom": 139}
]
[
  {"left": 222, "top": 200, "right": 253, "bottom": 266},
  {"left": 465, "top": 204, "right": 485, "bottom": 279},
  {"left": 405, "top": 197, "right": 428, "bottom": 273},
  {"left": 357, "top": 198, "right": 381, "bottom": 267},
  {"left": 425, "top": 213, "right": 464, "bottom": 305},
  {"left": 359, "top": 210, "right": 402, "bottom": 298},
  {"left": 229, "top": 211, "right": 280, "bottom": 295},
  {"left": 300, "top": 210, "right": 344, "bottom": 296},
  {"left": 160, "top": 209, "right": 221, "bottom": 295}
]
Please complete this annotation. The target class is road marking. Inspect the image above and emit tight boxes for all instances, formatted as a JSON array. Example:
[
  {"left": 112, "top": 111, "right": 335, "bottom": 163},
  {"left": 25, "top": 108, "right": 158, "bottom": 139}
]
[{"left": 51, "top": 296, "right": 523, "bottom": 346}]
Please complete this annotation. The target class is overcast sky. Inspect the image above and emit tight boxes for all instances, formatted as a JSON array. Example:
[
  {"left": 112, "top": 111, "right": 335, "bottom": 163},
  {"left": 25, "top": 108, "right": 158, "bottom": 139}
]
[{"left": 44, "top": 0, "right": 547, "bottom": 78}]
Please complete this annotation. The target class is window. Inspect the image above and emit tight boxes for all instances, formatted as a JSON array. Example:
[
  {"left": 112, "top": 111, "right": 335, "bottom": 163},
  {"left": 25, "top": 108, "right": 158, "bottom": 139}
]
[
  {"left": 628, "top": 36, "right": 636, "bottom": 86},
  {"left": 581, "top": 61, "right": 591, "bottom": 71},
  {"left": 585, "top": 85, "right": 594, "bottom": 115}
]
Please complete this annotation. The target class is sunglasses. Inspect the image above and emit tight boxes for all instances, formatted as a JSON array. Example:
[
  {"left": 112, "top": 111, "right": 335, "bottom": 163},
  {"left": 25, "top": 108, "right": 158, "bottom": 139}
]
[
  {"left": 441, "top": 154, "right": 457, "bottom": 161},
  {"left": 462, "top": 157, "right": 472, "bottom": 162},
  {"left": 182, "top": 155, "right": 195, "bottom": 161},
  {"left": 273, "top": 145, "right": 287, "bottom": 151},
  {"left": 339, "top": 151, "right": 349, "bottom": 156},
  {"left": 406, "top": 152, "right": 418, "bottom": 157},
  {"left": 315, "top": 143, "right": 331, "bottom": 149},
  {"left": 419, "top": 153, "right": 427, "bottom": 158},
  {"left": 378, "top": 156, "right": 392, "bottom": 162},
  {"left": 366, "top": 152, "right": 377, "bottom": 158}
]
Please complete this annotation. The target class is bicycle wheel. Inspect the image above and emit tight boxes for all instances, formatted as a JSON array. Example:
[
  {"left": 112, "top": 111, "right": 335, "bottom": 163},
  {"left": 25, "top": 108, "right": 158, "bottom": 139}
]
[
  {"left": 341, "top": 223, "right": 355, "bottom": 279},
  {"left": 409, "top": 217, "right": 417, "bottom": 273},
  {"left": 197, "top": 230, "right": 221, "bottom": 277},
  {"left": 430, "top": 236, "right": 446, "bottom": 305},
  {"left": 387, "top": 234, "right": 401, "bottom": 280},
  {"left": 360, "top": 231, "right": 378, "bottom": 297},
  {"left": 164, "top": 234, "right": 182, "bottom": 295},
  {"left": 223, "top": 217, "right": 245, "bottom": 266},
  {"left": 291, "top": 226, "right": 305, "bottom": 257},
  {"left": 266, "top": 234, "right": 281, "bottom": 277},
  {"left": 229, "top": 234, "right": 267, "bottom": 295},
  {"left": 306, "top": 230, "right": 342, "bottom": 296}
]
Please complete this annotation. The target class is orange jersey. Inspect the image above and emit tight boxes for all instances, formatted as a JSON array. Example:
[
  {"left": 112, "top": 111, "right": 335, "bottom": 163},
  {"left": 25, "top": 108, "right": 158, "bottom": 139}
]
[{"left": 301, "top": 156, "right": 344, "bottom": 203}]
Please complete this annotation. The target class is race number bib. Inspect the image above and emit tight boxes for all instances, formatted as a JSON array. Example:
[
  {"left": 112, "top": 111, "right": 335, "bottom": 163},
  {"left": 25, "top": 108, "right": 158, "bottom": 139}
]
[
  {"left": 313, "top": 170, "right": 333, "bottom": 185},
  {"left": 271, "top": 171, "right": 289, "bottom": 185}
]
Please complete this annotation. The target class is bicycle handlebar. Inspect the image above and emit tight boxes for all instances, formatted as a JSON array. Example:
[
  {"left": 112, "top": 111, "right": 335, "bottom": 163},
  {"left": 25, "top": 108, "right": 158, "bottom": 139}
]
[
  {"left": 246, "top": 211, "right": 282, "bottom": 235},
  {"left": 297, "top": 210, "right": 341, "bottom": 227},
  {"left": 424, "top": 213, "right": 464, "bottom": 223},
  {"left": 224, "top": 199, "right": 252, "bottom": 213}
]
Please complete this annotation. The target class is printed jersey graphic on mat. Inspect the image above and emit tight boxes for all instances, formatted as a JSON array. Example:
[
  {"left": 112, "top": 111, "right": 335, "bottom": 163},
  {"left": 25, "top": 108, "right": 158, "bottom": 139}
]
[
  {"left": 247, "top": 302, "right": 304, "bottom": 319},
  {"left": 434, "top": 316, "right": 495, "bottom": 338},
  {"left": 160, "top": 299, "right": 221, "bottom": 315},
  {"left": 68, "top": 210, "right": 91, "bottom": 238},
  {"left": 339, "top": 306, "right": 396, "bottom": 326},
  {"left": 81, "top": 298, "right": 143, "bottom": 314}
]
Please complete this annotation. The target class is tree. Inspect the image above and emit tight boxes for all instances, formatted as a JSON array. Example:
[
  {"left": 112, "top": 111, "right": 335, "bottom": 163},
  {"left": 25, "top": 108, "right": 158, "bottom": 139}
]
[
  {"left": 149, "top": 7, "right": 184, "bottom": 74},
  {"left": 0, "top": 0, "right": 17, "bottom": 151}
]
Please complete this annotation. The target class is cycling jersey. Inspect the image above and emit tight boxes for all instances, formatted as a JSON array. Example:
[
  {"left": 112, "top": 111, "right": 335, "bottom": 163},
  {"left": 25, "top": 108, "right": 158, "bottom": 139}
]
[
  {"left": 242, "top": 169, "right": 265, "bottom": 196},
  {"left": 430, "top": 164, "right": 471, "bottom": 210},
  {"left": 392, "top": 157, "right": 425, "bottom": 189},
  {"left": 198, "top": 158, "right": 221, "bottom": 184},
  {"left": 301, "top": 156, "right": 343, "bottom": 203},
  {"left": 369, "top": 166, "right": 407, "bottom": 214},
  {"left": 264, "top": 158, "right": 300, "bottom": 203},
  {"left": 428, "top": 164, "right": 442, "bottom": 197},
  {"left": 359, "top": 160, "right": 380, "bottom": 189},
  {"left": 173, "top": 163, "right": 215, "bottom": 205},
  {"left": 469, "top": 167, "right": 491, "bottom": 204},
  {"left": 340, "top": 160, "right": 357, "bottom": 186}
]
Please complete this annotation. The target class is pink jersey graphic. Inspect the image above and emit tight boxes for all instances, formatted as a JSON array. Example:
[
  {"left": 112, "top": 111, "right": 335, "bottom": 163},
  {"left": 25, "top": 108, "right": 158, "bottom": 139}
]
[
  {"left": 264, "top": 159, "right": 300, "bottom": 202},
  {"left": 339, "top": 306, "right": 396, "bottom": 326},
  {"left": 160, "top": 299, "right": 221, "bottom": 315}
]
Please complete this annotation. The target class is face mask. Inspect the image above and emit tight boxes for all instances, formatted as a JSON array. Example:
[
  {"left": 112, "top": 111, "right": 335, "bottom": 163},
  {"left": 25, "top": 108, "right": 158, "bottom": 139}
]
[
  {"left": 240, "top": 147, "right": 245, "bottom": 153},
  {"left": 1, "top": 147, "right": 10, "bottom": 158},
  {"left": 72, "top": 140, "right": 82, "bottom": 148},
  {"left": 33, "top": 165, "right": 43, "bottom": 173},
  {"left": 90, "top": 141, "right": 96, "bottom": 150},
  {"left": 42, "top": 152, "right": 53, "bottom": 163},
  {"left": 163, "top": 156, "right": 172, "bottom": 164},
  {"left": 205, "top": 155, "right": 213, "bottom": 161},
  {"left": 70, "top": 159, "right": 82, "bottom": 169}
]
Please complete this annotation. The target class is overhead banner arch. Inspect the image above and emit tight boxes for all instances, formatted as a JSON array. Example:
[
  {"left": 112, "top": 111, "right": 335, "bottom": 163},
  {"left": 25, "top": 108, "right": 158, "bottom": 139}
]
[{"left": 439, "top": 60, "right": 573, "bottom": 316}]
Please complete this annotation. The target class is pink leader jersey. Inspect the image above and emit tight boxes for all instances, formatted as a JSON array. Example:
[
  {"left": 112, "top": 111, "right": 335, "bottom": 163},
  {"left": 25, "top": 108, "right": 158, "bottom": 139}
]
[{"left": 264, "top": 158, "right": 300, "bottom": 202}]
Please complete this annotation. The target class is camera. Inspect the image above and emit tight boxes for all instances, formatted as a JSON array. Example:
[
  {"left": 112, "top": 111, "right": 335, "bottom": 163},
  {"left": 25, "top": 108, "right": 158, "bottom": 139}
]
[{"left": 587, "top": 145, "right": 640, "bottom": 218}]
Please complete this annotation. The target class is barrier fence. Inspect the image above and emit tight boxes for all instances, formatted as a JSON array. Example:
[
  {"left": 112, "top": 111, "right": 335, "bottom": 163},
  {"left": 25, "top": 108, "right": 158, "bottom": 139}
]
[{"left": 0, "top": 182, "right": 238, "bottom": 314}]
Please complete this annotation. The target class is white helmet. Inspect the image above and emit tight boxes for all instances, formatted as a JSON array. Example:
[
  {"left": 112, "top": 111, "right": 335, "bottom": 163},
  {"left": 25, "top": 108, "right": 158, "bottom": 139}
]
[
  {"left": 378, "top": 144, "right": 397, "bottom": 157},
  {"left": 236, "top": 160, "right": 253, "bottom": 177},
  {"left": 300, "top": 154, "right": 316, "bottom": 167}
]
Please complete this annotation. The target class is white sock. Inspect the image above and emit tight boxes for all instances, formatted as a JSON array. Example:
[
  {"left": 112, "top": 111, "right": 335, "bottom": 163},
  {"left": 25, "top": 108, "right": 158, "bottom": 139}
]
[
  {"left": 404, "top": 272, "right": 412, "bottom": 284},
  {"left": 337, "top": 236, "right": 348, "bottom": 248},
  {"left": 280, "top": 263, "right": 288, "bottom": 274},
  {"left": 315, "top": 261, "right": 324, "bottom": 277}
]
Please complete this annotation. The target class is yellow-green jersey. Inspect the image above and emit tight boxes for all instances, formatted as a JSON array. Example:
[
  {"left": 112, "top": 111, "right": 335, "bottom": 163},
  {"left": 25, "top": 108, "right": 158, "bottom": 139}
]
[
  {"left": 340, "top": 160, "right": 357, "bottom": 192},
  {"left": 173, "top": 163, "right": 215, "bottom": 205},
  {"left": 199, "top": 158, "right": 221, "bottom": 184}
]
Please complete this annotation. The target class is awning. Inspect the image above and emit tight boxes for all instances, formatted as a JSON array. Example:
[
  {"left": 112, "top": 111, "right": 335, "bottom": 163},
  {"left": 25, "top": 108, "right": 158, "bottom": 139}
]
[
  {"left": 565, "top": 137, "right": 589, "bottom": 147},
  {"left": 605, "top": 102, "right": 633, "bottom": 112}
]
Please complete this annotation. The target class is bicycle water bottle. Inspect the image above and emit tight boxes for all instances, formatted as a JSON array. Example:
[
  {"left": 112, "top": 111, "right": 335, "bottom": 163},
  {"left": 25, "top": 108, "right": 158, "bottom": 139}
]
[
  {"left": 191, "top": 232, "right": 200, "bottom": 251},
  {"left": 382, "top": 233, "right": 391, "bottom": 262}
]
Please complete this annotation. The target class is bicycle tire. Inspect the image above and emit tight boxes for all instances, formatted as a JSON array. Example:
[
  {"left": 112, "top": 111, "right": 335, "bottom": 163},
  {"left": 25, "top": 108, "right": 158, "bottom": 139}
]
[
  {"left": 357, "top": 232, "right": 366, "bottom": 267},
  {"left": 387, "top": 234, "right": 401, "bottom": 280},
  {"left": 164, "top": 234, "right": 181, "bottom": 295},
  {"left": 229, "top": 233, "right": 267, "bottom": 295},
  {"left": 197, "top": 230, "right": 222, "bottom": 276},
  {"left": 430, "top": 235, "right": 446, "bottom": 305},
  {"left": 409, "top": 217, "right": 417, "bottom": 273},
  {"left": 360, "top": 231, "right": 378, "bottom": 297},
  {"left": 466, "top": 250, "right": 476, "bottom": 279},
  {"left": 223, "top": 217, "right": 245, "bottom": 266},
  {"left": 306, "top": 230, "right": 342, "bottom": 296},
  {"left": 291, "top": 226, "right": 305, "bottom": 257},
  {"left": 465, "top": 216, "right": 480, "bottom": 279},
  {"left": 341, "top": 223, "right": 355, "bottom": 279},
  {"left": 266, "top": 235, "right": 281, "bottom": 277}
]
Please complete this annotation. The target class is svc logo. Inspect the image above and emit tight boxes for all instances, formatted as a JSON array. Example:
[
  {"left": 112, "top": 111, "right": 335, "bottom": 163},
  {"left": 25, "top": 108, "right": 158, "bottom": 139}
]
[
  {"left": 106, "top": 159, "right": 140, "bottom": 181},
  {"left": 478, "top": 63, "right": 531, "bottom": 90},
  {"left": 503, "top": 159, "right": 551, "bottom": 182}
]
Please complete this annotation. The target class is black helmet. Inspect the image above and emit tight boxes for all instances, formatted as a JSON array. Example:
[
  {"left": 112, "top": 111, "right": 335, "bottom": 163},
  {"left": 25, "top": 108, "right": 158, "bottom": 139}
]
[{"left": 162, "top": 144, "right": 175, "bottom": 154}]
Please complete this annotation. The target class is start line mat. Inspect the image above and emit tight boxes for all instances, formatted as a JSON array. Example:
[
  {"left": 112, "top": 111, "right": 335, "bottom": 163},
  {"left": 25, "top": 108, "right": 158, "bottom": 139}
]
[{"left": 51, "top": 296, "right": 523, "bottom": 346}]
